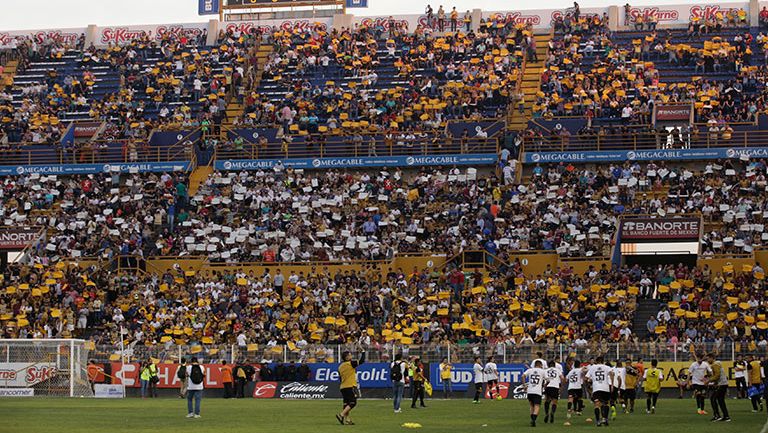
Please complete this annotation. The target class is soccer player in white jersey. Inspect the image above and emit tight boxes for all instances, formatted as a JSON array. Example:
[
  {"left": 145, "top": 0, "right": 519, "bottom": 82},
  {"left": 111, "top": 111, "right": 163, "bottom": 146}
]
[
  {"left": 523, "top": 360, "right": 548, "bottom": 427},
  {"left": 610, "top": 360, "right": 624, "bottom": 420},
  {"left": 472, "top": 356, "right": 485, "bottom": 404},
  {"left": 688, "top": 353, "right": 712, "bottom": 415},
  {"left": 484, "top": 355, "right": 501, "bottom": 400},
  {"left": 586, "top": 356, "right": 615, "bottom": 426},
  {"left": 565, "top": 359, "right": 585, "bottom": 425},
  {"left": 543, "top": 359, "right": 565, "bottom": 424}
]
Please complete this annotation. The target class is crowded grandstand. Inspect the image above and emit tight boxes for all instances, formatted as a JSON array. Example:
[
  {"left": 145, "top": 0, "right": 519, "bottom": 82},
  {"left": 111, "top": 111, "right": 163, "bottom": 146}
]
[{"left": 0, "top": 0, "right": 767, "bottom": 430}]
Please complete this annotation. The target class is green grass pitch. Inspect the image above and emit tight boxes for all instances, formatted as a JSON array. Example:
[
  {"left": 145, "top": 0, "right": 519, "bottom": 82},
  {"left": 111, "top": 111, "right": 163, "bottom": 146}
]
[{"left": 0, "top": 398, "right": 762, "bottom": 432}]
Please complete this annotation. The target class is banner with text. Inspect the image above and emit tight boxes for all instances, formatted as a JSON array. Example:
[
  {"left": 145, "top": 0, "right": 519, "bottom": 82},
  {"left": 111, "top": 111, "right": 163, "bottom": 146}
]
[
  {"left": 524, "top": 147, "right": 768, "bottom": 163},
  {"left": 0, "top": 363, "right": 57, "bottom": 387},
  {"left": 621, "top": 217, "right": 701, "bottom": 241},
  {"left": 224, "top": 18, "right": 333, "bottom": 35},
  {"left": 429, "top": 363, "right": 526, "bottom": 392},
  {"left": 307, "top": 362, "right": 390, "bottom": 388},
  {"left": 0, "top": 162, "right": 190, "bottom": 177},
  {"left": 0, "top": 227, "right": 42, "bottom": 251},
  {"left": 96, "top": 23, "right": 206, "bottom": 45},
  {"left": 252, "top": 381, "right": 340, "bottom": 399},
  {"left": 216, "top": 154, "right": 497, "bottom": 171}
]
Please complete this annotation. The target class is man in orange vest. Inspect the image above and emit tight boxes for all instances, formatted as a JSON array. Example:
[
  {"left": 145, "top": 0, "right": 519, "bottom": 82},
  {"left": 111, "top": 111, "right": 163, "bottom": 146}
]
[
  {"left": 221, "top": 360, "right": 234, "bottom": 399},
  {"left": 87, "top": 360, "right": 104, "bottom": 393}
]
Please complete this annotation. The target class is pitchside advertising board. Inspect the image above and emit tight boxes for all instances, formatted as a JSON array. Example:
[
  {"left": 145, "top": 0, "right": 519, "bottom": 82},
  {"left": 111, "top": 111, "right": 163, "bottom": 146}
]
[
  {"left": 428, "top": 363, "right": 526, "bottom": 392},
  {"left": 215, "top": 154, "right": 497, "bottom": 171},
  {"left": 524, "top": 146, "right": 768, "bottom": 164},
  {"left": 0, "top": 362, "right": 57, "bottom": 388}
]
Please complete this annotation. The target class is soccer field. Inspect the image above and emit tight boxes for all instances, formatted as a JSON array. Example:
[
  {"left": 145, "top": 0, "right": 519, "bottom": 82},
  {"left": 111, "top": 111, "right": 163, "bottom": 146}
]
[{"left": 0, "top": 398, "right": 761, "bottom": 433}]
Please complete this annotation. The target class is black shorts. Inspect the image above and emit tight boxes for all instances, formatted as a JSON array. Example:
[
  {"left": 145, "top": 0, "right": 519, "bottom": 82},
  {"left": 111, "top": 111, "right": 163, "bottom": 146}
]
[
  {"left": 487, "top": 379, "right": 498, "bottom": 387},
  {"left": 610, "top": 389, "right": 619, "bottom": 402},
  {"left": 475, "top": 383, "right": 484, "bottom": 392},
  {"left": 592, "top": 390, "right": 610, "bottom": 403},
  {"left": 545, "top": 387, "right": 560, "bottom": 399},
  {"left": 622, "top": 389, "right": 636, "bottom": 400},
  {"left": 568, "top": 388, "right": 583, "bottom": 399},
  {"left": 341, "top": 387, "right": 357, "bottom": 407},
  {"left": 528, "top": 393, "right": 542, "bottom": 405},
  {"left": 693, "top": 384, "right": 707, "bottom": 393}
]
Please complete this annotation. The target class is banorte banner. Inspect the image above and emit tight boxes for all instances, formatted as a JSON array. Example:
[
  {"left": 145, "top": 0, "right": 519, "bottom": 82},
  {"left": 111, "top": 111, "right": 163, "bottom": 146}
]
[
  {"left": 224, "top": 18, "right": 332, "bottom": 35},
  {"left": 97, "top": 23, "right": 206, "bottom": 45}
]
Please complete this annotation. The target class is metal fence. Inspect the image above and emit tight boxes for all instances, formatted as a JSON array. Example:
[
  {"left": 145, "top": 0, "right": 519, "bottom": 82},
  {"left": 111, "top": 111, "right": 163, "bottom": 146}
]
[{"left": 90, "top": 341, "right": 765, "bottom": 365}]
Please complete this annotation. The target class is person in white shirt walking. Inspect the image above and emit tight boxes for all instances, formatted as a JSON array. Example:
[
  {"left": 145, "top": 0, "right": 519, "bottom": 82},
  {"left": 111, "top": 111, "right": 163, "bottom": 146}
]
[
  {"left": 586, "top": 356, "right": 614, "bottom": 427},
  {"left": 185, "top": 357, "right": 205, "bottom": 418},
  {"left": 484, "top": 356, "right": 501, "bottom": 400},
  {"left": 688, "top": 354, "right": 712, "bottom": 415},
  {"left": 523, "top": 360, "right": 548, "bottom": 427},
  {"left": 543, "top": 359, "right": 565, "bottom": 424},
  {"left": 472, "top": 356, "right": 485, "bottom": 403},
  {"left": 565, "top": 359, "right": 585, "bottom": 425}
]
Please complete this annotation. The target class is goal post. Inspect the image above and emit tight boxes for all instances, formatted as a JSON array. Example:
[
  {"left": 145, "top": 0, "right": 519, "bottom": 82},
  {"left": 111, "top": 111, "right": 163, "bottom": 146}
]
[{"left": 0, "top": 339, "right": 93, "bottom": 397}]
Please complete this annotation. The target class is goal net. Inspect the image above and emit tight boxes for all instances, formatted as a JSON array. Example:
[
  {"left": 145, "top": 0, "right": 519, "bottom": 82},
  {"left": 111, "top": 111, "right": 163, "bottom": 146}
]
[{"left": 0, "top": 339, "right": 93, "bottom": 397}]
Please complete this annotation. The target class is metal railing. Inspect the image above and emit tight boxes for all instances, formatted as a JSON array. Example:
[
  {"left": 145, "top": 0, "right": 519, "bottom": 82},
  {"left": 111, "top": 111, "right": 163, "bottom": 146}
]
[
  {"left": 87, "top": 341, "right": 763, "bottom": 365},
  {"left": 215, "top": 135, "right": 501, "bottom": 161},
  {"left": 0, "top": 142, "right": 190, "bottom": 166},
  {"left": 521, "top": 129, "right": 768, "bottom": 153}
]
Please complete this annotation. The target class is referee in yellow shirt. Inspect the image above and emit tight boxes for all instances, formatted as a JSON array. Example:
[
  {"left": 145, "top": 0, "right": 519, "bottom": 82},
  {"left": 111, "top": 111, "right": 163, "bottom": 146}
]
[{"left": 337, "top": 351, "right": 366, "bottom": 425}]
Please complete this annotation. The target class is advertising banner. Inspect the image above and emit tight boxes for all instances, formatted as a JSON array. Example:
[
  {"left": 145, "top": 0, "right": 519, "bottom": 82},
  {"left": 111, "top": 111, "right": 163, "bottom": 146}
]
[
  {"left": 110, "top": 362, "right": 241, "bottom": 388},
  {"left": 308, "top": 362, "right": 391, "bottom": 388},
  {"left": 655, "top": 104, "right": 693, "bottom": 122},
  {"left": 620, "top": 218, "right": 701, "bottom": 241},
  {"left": 0, "top": 388, "right": 34, "bottom": 397},
  {"left": 347, "top": 0, "right": 368, "bottom": 7},
  {"left": 74, "top": 122, "right": 103, "bottom": 139},
  {"left": 216, "top": 153, "right": 497, "bottom": 171},
  {"left": 0, "top": 162, "right": 190, "bottom": 177},
  {"left": 253, "top": 381, "right": 339, "bottom": 399},
  {"left": 429, "top": 363, "right": 526, "bottom": 392},
  {"left": 0, "top": 363, "right": 57, "bottom": 387},
  {"left": 656, "top": 361, "right": 738, "bottom": 388},
  {"left": 199, "top": 0, "right": 220, "bottom": 15},
  {"left": 94, "top": 384, "right": 125, "bottom": 398},
  {"left": 0, "top": 28, "right": 85, "bottom": 49},
  {"left": 627, "top": 3, "right": 748, "bottom": 26},
  {"left": 524, "top": 147, "right": 768, "bottom": 163},
  {"left": 0, "top": 227, "right": 41, "bottom": 251},
  {"left": 224, "top": 18, "right": 333, "bottom": 35},
  {"left": 97, "top": 23, "right": 206, "bottom": 45}
]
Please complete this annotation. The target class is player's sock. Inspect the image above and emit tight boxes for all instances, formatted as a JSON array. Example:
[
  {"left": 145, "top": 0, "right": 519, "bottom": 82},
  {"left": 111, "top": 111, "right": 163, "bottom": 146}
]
[
  {"left": 594, "top": 407, "right": 600, "bottom": 420},
  {"left": 551, "top": 404, "right": 557, "bottom": 420},
  {"left": 545, "top": 400, "right": 551, "bottom": 417},
  {"left": 531, "top": 414, "right": 537, "bottom": 422},
  {"left": 567, "top": 402, "right": 572, "bottom": 411},
  {"left": 601, "top": 405, "right": 609, "bottom": 421}
]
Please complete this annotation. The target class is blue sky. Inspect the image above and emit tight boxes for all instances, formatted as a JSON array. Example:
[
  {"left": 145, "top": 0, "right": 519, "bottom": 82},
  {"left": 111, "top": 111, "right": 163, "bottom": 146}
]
[{"left": 0, "top": 0, "right": 728, "bottom": 30}]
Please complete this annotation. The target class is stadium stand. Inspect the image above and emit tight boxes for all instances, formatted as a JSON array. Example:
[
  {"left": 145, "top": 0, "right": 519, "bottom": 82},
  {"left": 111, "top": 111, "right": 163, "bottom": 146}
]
[{"left": 1, "top": 2, "right": 768, "bottom": 375}]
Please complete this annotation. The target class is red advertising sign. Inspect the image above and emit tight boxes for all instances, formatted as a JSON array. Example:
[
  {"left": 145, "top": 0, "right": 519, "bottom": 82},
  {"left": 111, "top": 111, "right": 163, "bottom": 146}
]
[
  {"left": 253, "top": 381, "right": 278, "bottom": 398},
  {"left": 109, "top": 363, "right": 260, "bottom": 388},
  {"left": 74, "top": 121, "right": 102, "bottom": 138},
  {"left": 0, "top": 227, "right": 41, "bottom": 251},
  {"left": 655, "top": 104, "right": 692, "bottom": 122},
  {"left": 484, "top": 382, "right": 510, "bottom": 399},
  {"left": 621, "top": 218, "right": 701, "bottom": 241}
]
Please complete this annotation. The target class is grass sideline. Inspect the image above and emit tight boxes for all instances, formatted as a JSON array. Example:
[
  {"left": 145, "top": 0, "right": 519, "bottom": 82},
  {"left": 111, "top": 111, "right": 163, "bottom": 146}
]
[{"left": 0, "top": 398, "right": 762, "bottom": 433}]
